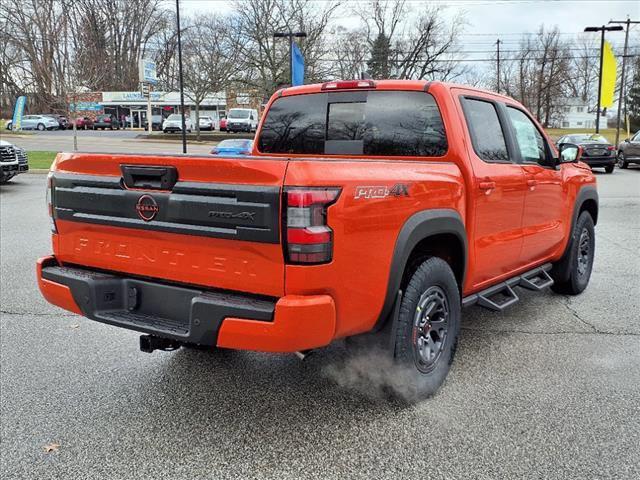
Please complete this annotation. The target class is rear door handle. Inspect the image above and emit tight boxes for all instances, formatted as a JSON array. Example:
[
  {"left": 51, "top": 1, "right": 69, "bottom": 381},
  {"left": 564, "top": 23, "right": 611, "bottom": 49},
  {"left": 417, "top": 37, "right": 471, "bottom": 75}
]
[
  {"left": 527, "top": 179, "right": 537, "bottom": 188},
  {"left": 479, "top": 181, "right": 496, "bottom": 191}
]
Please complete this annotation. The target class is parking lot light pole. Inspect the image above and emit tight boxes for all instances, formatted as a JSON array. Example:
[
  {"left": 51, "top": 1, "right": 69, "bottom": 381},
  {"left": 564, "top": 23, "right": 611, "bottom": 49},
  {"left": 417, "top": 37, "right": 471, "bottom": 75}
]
[
  {"left": 176, "top": 0, "right": 187, "bottom": 153},
  {"left": 583, "top": 25, "right": 623, "bottom": 133},
  {"left": 273, "top": 31, "right": 307, "bottom": 85}
]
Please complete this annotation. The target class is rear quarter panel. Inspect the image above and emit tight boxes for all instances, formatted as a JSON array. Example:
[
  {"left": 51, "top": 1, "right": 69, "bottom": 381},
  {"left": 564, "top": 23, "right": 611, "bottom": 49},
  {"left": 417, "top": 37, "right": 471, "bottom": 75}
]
[{"left": 284, "top": 160, "right": 465, "bottom": 338}]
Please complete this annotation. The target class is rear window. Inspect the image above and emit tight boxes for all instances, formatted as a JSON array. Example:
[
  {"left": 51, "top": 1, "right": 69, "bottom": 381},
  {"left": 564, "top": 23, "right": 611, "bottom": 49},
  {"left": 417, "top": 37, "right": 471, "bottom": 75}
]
[{"left": 258, "top": 91, "right": 447, "bottom": 157}]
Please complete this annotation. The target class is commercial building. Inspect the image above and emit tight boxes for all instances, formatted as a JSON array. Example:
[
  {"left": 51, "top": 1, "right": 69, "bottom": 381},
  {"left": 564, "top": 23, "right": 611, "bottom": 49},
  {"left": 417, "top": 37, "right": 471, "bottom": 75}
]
[{"left": 69, "top": 90, "right": 262, "bottom": 128}]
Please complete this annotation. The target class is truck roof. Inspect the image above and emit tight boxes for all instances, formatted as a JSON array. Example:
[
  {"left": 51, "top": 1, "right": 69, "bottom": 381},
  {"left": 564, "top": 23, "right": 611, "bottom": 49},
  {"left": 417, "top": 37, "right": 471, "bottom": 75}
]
[{"left": 277, "top": 79, "right": 515, "bottom": 103}]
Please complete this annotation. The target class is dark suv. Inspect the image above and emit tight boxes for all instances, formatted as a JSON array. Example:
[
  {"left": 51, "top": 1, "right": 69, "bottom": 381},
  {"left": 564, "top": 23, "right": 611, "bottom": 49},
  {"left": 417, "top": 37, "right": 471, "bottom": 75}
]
[
  {"left": 94, "top": 114, "right": 121, "bottom": 130},
  {"left": 556, "top": 133, "right": 616, "bottom": 173},
  {"left": 617, "top": 131, "right": 640, "bottom": 169}
]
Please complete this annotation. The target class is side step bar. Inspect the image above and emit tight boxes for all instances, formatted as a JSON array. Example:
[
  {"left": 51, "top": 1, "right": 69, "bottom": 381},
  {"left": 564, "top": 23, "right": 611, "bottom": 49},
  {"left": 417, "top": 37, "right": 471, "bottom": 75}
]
[{"left": 462, "top": 264, "right": 554, "bottom": 312}]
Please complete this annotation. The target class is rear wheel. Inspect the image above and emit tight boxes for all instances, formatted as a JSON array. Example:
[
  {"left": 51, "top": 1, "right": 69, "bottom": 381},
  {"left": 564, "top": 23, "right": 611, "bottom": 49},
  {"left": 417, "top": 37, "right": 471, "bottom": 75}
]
[
  {"left": 37, "top": 123, "right": 45, "bottom": 131},
  {"left": 604, "top": 165, "right": 614, "bottom": 174},
  {"left": 344, "top": 257, "right": 460, "bottom": 401},
  {"left": 392, "top": 257, "right": 461, "bottom": 400},
  {"left": 551, "top": 211, "right": 595, "bottom": 295},
  {"left": 617, "top": 152, "right": 628, "bottom": 169}
]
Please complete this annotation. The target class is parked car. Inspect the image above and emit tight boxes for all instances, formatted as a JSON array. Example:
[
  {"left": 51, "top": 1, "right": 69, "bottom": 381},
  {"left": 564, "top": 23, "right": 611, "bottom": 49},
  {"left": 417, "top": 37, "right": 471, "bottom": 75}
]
[
  {"left": 44, "top": 114, "right": 70, "bottom": 130},
  {"left": 219, "top": 116, "right": 228, "bottom": 132},
  {"left": 556, "top": 133, "right": 616, "bottom": 173},
  {"left": 226, "top": 108, "right": 259, "bottom": 133},
  {"left": 162, "top": 114, "right": 192, "bottom": 133},
  {"left": 38, "top": 80, "right": 598, "bottom": 400},
  {"left": 94, "top": 114, "right": 121, "bottom": 130},
  {"left": 73, "top": 116, "right": 94, "bottom": 130},
  {"left": 0, "top": 140, "right": 28, "bottom": 184},
  {"left": 143, "top": 115, "right": 163, "bottom": 131},
  {"left": 6, "top": 115, "right": 59, "bottom": 131},
  {"left": 199, "top": 116, "right": 215, "bottom": 131},
  {"left": 616, "top": 131, "right": 640, "bottom": 169},
  {"left": 211, "top": 139, "right": 253, "bottom": 155}
]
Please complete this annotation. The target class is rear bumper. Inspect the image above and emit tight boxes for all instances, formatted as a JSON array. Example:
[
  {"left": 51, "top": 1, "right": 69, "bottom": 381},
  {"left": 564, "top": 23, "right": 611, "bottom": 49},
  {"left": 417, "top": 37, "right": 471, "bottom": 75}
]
[
  {"left": 36, "top": 256, "right": 336, "bottom": 352},
  {"left": 583, "top": 156, "right": 615, "bottom": 167}
]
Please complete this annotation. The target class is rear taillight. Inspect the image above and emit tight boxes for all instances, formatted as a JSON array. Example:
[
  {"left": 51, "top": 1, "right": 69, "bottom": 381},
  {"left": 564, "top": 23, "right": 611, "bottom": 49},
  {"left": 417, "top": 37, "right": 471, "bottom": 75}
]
[
  {"left": 284, "top": 187, "right": 340, "bottom": 264},
  {"left": 46, "top": 173, "right": 57, "bottom": 233}
]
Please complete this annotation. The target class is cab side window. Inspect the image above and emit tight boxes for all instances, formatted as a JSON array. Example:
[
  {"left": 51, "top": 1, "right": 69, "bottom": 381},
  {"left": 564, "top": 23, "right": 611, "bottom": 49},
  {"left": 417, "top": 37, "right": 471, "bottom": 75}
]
[
  {"left": 462, "top": 98, "right": 510, "bottom": 163},
  {"left": 507, "top": 107, "right": 547, "bottom": 164}
]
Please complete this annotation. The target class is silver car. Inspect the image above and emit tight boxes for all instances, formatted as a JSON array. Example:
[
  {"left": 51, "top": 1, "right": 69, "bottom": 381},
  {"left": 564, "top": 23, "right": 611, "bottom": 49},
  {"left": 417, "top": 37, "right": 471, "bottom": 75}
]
[{"left": 7, "top": 115, "right": 59, "bottom": 131}]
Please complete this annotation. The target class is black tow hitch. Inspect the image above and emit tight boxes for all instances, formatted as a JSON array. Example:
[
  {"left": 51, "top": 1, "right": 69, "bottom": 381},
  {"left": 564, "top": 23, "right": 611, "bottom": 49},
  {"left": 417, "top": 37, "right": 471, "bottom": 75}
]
[{"left": 139, "top": 335, "right": 182, "bottom": 353}]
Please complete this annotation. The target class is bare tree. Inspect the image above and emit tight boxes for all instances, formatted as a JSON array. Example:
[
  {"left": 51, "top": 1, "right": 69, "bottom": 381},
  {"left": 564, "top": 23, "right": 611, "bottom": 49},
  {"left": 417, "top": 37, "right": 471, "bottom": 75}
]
[
  {"left": 353, "top": 1, "right": 467, "bottom": 81},
  {"left": 328, "top": 26, "right": 369, "bottom": 79},
  {"left": 231, "top": 0, "right": 339, "bottom": 101},
  {"left": 182, "top": 15, "right": 241, "bottom": 140},
  {"left": 69, "top": 0, "right": 170, "bottom": 91},
  {"left": 0, "top": 0, "right": 74, "bottom": 112}
]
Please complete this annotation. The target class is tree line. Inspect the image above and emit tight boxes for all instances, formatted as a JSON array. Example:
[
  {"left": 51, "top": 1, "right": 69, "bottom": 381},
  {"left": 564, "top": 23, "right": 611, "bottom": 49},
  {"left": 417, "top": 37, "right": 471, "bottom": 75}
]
[{"left": 1, "top": 0, "right": 638, "bottom": 130}]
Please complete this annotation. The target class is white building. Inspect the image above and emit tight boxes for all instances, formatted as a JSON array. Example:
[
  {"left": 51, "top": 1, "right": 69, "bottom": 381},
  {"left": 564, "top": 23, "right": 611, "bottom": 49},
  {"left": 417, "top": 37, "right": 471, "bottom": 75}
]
[
  {"left": 557, "top": 97, "right": 598, "bottom": 129},
  {"left": 100, "top": 91, "right": 227, "bottom": 128}
]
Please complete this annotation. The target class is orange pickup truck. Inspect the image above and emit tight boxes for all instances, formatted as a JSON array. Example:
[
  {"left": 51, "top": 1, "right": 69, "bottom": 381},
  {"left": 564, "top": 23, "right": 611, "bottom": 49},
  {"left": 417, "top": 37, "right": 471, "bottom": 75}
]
[{"left": 37, "top": 80, "right": 598, "bottom": 398}]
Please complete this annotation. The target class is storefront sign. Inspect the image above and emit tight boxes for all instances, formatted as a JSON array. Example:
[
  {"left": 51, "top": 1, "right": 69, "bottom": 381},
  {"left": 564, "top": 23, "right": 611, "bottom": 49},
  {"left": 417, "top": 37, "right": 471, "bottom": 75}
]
[{"left": 70, "top": 101, "right": 102, "bottom": 112}]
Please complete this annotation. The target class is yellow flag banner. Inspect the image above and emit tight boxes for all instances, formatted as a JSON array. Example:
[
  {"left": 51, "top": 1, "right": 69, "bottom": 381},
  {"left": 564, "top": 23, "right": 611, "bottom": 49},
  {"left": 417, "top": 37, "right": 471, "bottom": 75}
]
[{"left": 600, "top": 41, "right": 617, "bottom": 108}]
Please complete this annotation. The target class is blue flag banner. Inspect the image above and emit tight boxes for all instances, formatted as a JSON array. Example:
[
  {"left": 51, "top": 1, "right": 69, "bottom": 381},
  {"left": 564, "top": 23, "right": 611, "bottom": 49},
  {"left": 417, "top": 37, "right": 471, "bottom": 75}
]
[
  {"left": 12, "top": 96, "right": 26, "bottom": 130},
  {"left": 292, "top": 42, "right": 304, "bottom": 86}
]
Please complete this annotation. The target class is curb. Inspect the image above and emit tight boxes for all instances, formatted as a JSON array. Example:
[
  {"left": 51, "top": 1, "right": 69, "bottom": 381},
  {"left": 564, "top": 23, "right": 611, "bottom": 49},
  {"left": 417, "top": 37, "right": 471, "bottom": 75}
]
[{"left": 27, "top": 169, "right": 50, "bottom": 174}]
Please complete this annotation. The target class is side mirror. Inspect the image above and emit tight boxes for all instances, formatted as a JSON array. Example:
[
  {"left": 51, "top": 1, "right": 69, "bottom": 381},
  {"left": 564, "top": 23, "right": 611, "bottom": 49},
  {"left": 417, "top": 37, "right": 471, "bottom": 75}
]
[
  {"left": 558, "top": 142, "right": 582, "bottom": 163},
  {"left": 624, "top": 138, "right": 630, "bottom": 142}
]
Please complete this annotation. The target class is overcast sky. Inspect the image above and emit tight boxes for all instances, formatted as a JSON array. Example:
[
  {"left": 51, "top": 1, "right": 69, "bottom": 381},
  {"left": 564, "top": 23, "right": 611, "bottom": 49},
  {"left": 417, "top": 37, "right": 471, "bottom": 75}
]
[
  {"left": 180, "top": 0, "right": 639, "bottom": 78},
  {"left": 180, "top": 0, "right": 639, "bottom": 49}
]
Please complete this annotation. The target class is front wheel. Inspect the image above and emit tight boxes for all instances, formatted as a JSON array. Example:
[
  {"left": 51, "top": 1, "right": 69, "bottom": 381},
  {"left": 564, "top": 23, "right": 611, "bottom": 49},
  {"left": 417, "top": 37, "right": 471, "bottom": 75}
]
[
  {"left": 617, "top": 153, "right": 628, "bottom": 169},
  {"left": 551, "top": 211, "right": 595, "bottom": 295},
  {"left": 604, "top": 165, "right": 614, "bottom": 174},
  {"left": 37, "top": 123, "right": 45, "bottom": 131}
]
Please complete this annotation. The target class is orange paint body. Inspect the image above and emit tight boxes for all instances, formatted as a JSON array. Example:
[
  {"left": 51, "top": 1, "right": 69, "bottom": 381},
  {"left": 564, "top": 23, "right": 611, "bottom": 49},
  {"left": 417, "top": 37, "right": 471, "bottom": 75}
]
[{"left": 37, "top": 81, "right": 596, "bottom": 352}]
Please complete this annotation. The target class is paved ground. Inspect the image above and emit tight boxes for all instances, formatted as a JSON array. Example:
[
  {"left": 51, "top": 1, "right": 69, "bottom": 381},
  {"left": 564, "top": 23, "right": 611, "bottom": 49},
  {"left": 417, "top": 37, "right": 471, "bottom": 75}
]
[
  {"left": 1, "top": 131, "right": 214, "bottom": 155},
  {"left": 1, "top": 169, "right": 639, "bottom": 479}
]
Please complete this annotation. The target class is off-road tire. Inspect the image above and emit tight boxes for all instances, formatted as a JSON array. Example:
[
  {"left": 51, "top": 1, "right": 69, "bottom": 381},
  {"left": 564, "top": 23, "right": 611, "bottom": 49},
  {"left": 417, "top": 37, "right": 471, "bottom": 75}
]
[
  {"left": 393, "top": 257, "right": 461, "bottom": 400},
  {"left": 551, "top": 211, "right": 595, "bottom": 295}
]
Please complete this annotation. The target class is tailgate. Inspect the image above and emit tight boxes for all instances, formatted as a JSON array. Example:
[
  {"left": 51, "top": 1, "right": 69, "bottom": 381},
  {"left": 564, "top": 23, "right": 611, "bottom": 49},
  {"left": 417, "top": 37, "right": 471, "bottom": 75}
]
[{"left": 50, "top": 153, "right": 288, "bottom": 297}]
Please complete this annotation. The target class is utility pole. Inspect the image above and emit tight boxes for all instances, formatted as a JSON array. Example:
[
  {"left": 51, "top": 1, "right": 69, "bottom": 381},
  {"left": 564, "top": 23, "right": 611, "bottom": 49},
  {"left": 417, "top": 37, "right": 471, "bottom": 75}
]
[
  {"left": 496, "top": 39, "right": 501, "bottom": 94},
  {"left": 273, "top": 31, "right": 307, "bottom": 85},
  {"left": 584, "top": 24, "right": 623, "bottom": 133},
  {"left": 610, "top": 17, "right": 639, "bottom": 147},
  {"left": 176, "top": 0, "right": 187, "bottom": 154}
]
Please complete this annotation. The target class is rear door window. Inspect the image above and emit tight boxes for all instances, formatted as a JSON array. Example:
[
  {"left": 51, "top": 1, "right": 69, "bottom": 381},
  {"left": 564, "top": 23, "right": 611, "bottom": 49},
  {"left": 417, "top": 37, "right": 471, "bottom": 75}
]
[
  {"left": 258, "top": 90, "right": 447, "bottom": 157},
  {"left": 461, "top": 98, "right": 510, "bottom": 163}
]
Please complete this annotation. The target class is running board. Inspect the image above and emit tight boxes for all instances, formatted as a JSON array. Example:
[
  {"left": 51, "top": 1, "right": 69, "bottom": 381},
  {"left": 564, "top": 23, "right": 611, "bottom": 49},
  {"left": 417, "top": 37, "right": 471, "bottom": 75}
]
[{"left": 462, "top": 264, "right": 553, "bottom": 312}]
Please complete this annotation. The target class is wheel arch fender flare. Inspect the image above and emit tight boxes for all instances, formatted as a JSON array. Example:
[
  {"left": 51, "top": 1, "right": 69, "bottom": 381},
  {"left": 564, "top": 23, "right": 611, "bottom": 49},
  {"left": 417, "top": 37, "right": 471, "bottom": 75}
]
[
  {"left": 573, "top": 185, "right": 598, "bottom": 227},
  {"left": 374, "top": 209, "right": 467, "bottom": 330},
  {"left": 552, "top": 185, "right": 599, "bottom": 283}
]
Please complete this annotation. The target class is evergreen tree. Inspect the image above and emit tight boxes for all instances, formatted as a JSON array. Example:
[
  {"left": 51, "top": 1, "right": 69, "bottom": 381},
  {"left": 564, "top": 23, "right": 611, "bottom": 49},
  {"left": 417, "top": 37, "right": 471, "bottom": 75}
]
[{"left": 367, "top": 33, "right": 392, "bottom": 79}]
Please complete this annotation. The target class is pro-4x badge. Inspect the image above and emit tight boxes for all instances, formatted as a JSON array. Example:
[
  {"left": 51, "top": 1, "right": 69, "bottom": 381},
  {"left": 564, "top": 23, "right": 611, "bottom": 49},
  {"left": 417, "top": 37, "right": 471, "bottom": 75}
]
[{"left": 354, "top": 184, "right": 410, "bottom": 199}]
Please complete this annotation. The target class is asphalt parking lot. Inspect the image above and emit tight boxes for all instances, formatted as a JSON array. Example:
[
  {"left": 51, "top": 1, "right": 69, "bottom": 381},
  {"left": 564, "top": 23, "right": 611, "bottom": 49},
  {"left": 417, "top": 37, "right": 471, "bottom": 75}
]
[{"left": 1, "top": 169, "right": 639, "bottom": 479}]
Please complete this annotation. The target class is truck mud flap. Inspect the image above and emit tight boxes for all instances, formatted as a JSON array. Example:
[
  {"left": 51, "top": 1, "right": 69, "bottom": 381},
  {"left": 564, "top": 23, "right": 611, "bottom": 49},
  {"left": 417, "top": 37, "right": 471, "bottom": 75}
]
[{"left": 41, "top": 263, "right": 275, "bottom": 346}]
